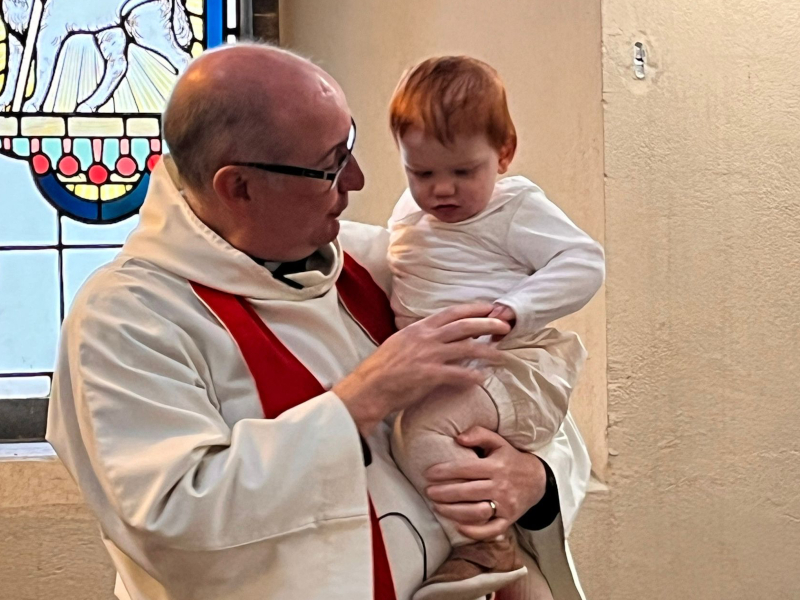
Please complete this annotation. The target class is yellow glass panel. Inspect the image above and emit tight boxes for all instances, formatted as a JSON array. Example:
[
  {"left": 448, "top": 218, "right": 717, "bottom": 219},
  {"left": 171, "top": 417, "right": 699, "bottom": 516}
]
[
  {"left": 68, "top": 117, "right": 125, "bottom": 138},
  {"left": 0, "top": 17, "right": 6, "bottom": 43},
  {"left": 126, "top": 118, "right": 160, "bottom": 137},
  {"left": 190, "top": 16, "right": 204, "bottom": 41},
  {"left": 110, "top": 174, "right": 142, "bottom": 184},
  {"left": 25, "top": 61, "right": 35, "bottom": 98},
  {"left": 57, "top": 174, "right": 88, "bottom": 184},
  {"left": 0, "top": 44, "right": 6, "bottom": 72},
  {"left": 21, "top": 116, "right": 66, "bottom": 136},
  {"left": 191, "top": 42, "right": 203, "bottom": 58},
  {"left": 74, "top": 185, "right": 99, "bottom": 201},
  {"left": 186, "top": 0, "right": 203, "bottom": 16},
  {"left": 0, "top": 116, "right": 17, "bottom": 136},
  {"left": 100, "top": 184, "right": 127, "bottom": 201}
]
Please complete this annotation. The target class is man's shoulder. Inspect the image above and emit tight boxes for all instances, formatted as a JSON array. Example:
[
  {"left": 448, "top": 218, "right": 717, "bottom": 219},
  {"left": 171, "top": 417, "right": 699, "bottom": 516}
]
[
  {"left": 337, "top": 221, "right": 391, "bottom": 293},
  {"left": 66, "top": 255, "right": 196, "bottom": 331}
]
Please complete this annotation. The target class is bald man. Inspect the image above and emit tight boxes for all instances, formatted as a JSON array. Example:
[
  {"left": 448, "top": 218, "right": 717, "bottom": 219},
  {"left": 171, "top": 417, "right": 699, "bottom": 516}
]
[{"left": 47, "top": 44, "right": 590, "bottom": 600}]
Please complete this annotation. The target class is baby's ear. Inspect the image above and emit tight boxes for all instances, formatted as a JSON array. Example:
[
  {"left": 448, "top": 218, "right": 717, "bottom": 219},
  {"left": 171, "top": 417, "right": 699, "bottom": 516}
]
[{"left": 497, "top": 138, "right": 517, "bottom": 174}]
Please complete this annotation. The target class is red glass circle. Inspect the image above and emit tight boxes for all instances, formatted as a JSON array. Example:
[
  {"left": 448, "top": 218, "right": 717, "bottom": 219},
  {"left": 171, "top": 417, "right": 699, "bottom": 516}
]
[
  {"left": 88, "top": 164, "right": 109, "bottom": 185},
  {"left": 147, "top": 154, "right": 161, "bottom": 172},
  {"left": 58, "top": 155, "right": 79, "bottom": 177},
  {"left": 32, "top": 154, "right": 50, "bottom": 175},
  {"left": 116, "top": 156, "right": 137, "bottom": 177}
]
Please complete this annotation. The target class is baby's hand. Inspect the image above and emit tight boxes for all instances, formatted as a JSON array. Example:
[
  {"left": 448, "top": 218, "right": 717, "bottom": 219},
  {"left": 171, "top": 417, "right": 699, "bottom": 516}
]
[
  {"left": 488, "top": 304, "right": 516, "bottom": 324},
  {"left": 488, "top": 305, "right": 516, "bottom": 342}
]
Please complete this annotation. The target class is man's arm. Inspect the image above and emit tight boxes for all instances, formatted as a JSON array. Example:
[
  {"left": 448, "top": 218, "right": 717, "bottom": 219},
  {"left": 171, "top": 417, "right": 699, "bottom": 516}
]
[{"left": 47, "top": 287, "right": 369, "bottom": 554}]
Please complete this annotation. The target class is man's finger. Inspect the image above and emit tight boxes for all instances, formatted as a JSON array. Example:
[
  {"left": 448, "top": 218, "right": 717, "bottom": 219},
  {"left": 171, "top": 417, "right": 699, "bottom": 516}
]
[
  {"left": 458, "top": 518, "right": 511, "bottom": 541},
  {"left": 437, "top": 317, "right": 511, "bottom": 343},
  {"left": 426, "top": 479, "right": 492, "bottom": 504},
  {"left": 425, "top": 459, "right": 493, "bottom": 482},
  {"left": 439, "top": 340, "right": 504, "bottom": 365},
  {"left": 424, "top": 303, "right": 497, "bottom": 328},
  {"left": 456, "top": 426, "right": 507, "bottom": 454},
  {"left": 433, "top": 365, "right": 491, "bottom": 388},
  {"left": 432, "top": 501, "right": 495, "bottom": 525}
]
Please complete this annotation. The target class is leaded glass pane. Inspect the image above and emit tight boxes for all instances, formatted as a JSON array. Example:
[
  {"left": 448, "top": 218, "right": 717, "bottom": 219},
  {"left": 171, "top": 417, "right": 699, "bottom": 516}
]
[
  {"left": 0, "top": 1, "right": 250, "bottom": 403},
  {"left": 0, "top": 375, "right": 50, "bottom": 399},
  {"left": 61, "top": 215, "right": 139, "bottom": 246},
  {"left": 63, "top": 247, "right": 121, "bottom": 313},
  {"left": 0, "top": 250, "right": 60, "bottom": 373},
  {"left": 0, "top": 155, "right": 58, "bottom": 246}
]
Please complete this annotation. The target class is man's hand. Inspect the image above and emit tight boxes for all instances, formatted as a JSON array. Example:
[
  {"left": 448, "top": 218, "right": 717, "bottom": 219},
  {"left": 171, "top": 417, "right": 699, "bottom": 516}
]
[
  {"left": 423, "top": 426, "right": 547, "bottom": 540},
  {"left": 333, "top": 304, "right": 510, "bottom": 436}
]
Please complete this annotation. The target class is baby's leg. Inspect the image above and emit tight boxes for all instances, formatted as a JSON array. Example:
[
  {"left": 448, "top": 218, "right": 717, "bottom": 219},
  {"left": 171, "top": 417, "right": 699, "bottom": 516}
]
[
  {"left": 391, "top": 384, "right": 499, "bottom": 546},
  {"left": 491, "top": 328, "right": 587, "bottom": 452},
  {"left": 392, "top": 385, "right": 528, "bottom": 600}
]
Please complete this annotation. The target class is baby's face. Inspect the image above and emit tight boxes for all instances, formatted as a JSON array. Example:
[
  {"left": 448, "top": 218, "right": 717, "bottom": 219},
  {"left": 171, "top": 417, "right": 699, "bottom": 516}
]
[{"left": 399, "top": 128, "right": 513, "bottom": 223}]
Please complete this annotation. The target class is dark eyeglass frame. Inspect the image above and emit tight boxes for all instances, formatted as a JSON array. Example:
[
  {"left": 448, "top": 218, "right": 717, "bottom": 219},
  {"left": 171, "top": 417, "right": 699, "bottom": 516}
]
[{"left": 229, "top": 118, "right": 356, "bottom": 191}]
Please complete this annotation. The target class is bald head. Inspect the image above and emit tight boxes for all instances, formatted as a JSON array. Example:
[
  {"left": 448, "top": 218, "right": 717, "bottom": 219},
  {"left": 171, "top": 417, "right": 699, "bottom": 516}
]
[{"left": 163, "top": 43, "right": 346, "bottom": 192}]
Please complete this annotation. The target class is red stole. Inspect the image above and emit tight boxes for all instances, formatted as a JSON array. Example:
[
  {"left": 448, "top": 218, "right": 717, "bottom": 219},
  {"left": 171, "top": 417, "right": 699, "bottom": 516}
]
[{"left": 191, "top": 252, "right": 397, "bottom": 600}]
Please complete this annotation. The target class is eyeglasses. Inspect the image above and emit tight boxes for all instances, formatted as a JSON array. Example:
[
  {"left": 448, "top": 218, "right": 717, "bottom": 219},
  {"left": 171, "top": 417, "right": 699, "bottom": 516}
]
[{"left": 230, "top": 118, "right": 356, "bottom": 191}]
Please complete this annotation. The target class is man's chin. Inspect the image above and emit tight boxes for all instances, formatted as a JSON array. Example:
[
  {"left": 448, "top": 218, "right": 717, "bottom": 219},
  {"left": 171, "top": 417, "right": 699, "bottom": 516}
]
[{"left": 319, "top": 218, "right": 341, "bottom": 245}]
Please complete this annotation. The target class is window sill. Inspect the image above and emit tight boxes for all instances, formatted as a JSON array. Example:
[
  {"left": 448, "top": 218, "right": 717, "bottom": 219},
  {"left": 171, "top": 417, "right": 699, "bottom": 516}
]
[{"left": 0, "top": 441, "right": 57, "bottom": 462}]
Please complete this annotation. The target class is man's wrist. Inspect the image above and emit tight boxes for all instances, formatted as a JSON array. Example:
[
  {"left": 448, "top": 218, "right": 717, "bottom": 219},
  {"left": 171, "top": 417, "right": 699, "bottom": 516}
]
[
  {"left": 516, "top": 458, "right": 560, "bottom": 531},
  {"left": 332, "top": 382, "right": 385, "bottom": 437}
]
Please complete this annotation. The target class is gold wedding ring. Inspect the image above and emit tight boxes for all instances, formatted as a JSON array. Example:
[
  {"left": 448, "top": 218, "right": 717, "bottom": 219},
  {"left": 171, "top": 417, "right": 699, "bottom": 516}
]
[{"left": 486, "top": 499, "right": 498, "bottom": 519}]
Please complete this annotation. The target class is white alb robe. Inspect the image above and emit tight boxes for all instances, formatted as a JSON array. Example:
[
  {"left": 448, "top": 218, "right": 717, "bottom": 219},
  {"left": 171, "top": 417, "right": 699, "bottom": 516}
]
[{"left": 46, "top": 160, "right": 590, "bottom": 600}]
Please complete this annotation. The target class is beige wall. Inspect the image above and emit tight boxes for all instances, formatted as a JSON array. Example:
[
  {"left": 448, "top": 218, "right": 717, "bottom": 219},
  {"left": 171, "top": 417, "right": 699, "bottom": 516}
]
[
  {"left": 570, "top": 1, "right": 800, "bottom": 598},
  {"left": 0, "top": 457, "right": 114, "bottom": 599},
  {"left": 6, "top": 2, "right": 799, "bottom": 599},
  {"left": 282, "top": 0, "right": 608, "bottom": 475}
]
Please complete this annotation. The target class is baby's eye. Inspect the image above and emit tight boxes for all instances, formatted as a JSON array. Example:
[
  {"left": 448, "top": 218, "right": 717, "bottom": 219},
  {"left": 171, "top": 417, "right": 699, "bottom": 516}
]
[
  {"left": 414, "top": 171, "right": 433, "bottom": 179},
  {"left": 454, "top": 168, "right": 474, "bottom": 177}
]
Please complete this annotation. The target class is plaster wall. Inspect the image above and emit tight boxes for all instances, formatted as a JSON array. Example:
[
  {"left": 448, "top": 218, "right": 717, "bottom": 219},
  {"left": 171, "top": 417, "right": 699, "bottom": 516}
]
[
  {"left": 0, "top": 456, "right": 114, "bottom": 599},
  {"left": 281, "top": 0, "right": 609, "bottom": 474},
  {"left": 569, "top": 1, "right": 800, "bottom": 598}
]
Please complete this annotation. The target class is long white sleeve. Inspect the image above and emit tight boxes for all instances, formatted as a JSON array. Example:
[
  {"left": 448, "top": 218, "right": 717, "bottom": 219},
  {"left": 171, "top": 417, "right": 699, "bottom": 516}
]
[
  {"left": 49, "top": 279, "right": 369, "bottom": 555},
  {"left": 496, "top": 186, "right": 605, "bottom": 335}
]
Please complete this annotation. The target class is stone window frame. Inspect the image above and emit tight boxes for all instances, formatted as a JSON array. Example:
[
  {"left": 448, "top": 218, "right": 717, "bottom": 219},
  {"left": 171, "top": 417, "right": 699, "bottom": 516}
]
[{"left": 0, "top": 0, "right": 279, "bottom": 443}]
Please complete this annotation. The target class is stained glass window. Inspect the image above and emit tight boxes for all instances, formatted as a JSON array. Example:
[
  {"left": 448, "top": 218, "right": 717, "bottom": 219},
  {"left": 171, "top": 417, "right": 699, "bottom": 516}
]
[{"left": 0, "top": 0, "right": 252, "bottom": 434}]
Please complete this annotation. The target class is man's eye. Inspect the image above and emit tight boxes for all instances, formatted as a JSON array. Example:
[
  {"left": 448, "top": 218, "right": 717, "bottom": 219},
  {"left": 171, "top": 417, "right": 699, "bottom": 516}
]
[{"left": 326, "top": 155, "right": 345, "bottom": 171}]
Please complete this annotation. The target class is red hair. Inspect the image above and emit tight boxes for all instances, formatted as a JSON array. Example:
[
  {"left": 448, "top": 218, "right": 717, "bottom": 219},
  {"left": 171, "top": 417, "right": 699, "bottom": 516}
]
[{"left": 389, "top": 56, "right": 517, "bottom": 152}]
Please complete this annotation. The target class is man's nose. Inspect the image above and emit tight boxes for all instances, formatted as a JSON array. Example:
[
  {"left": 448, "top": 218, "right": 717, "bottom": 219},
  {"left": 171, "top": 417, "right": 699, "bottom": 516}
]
[{"left": 337, "top": 155, "right": 365, "bottom": 192}]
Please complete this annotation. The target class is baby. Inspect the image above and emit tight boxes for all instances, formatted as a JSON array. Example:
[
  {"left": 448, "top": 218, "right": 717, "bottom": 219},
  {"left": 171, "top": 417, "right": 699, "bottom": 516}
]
[{"left": 387, "top": 56, "right": 605, "bottom": 600}]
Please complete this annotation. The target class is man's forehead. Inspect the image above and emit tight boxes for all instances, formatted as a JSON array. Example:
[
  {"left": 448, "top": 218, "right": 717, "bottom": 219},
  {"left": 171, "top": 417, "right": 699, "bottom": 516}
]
[{"left": 271, "top": 105, "right": 351, "bottom": 163}]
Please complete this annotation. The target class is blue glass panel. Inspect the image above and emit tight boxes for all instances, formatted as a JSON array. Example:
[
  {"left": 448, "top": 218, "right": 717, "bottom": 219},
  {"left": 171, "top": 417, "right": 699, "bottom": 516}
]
[
  {"left": 0, "top": 156, "right": 58, "bottom": 246},
  {"left": 41, "top": 139, "right": 62, "bottom": 166},
  {"left": 12, "top": 139, "right": 30, "bottom": 157},
  {"left": 63, "top": 248, "right": 121, "bottom": 314},
  {"left": 131, "top": 139, "right": 150, "bottom": 170},
  {"left": 0, "top": 376, "right": 51, "bottom": 399},
  {"left": 102, "top": 140, "right": 121, "bottom": 170},
  {"left": 0, "top": 250, "right": 60, "bottom": 373},
  {"left": 102, "top": 173, "right": 150, "bottom": 221},
  {"left": 208, "top": 0, "right": 224, "bottom": 47},
  {"left": 62, "top": 215, "right": 139, "bottom": 245},
  {"left": 73, "top": 139, "right": 93, "bottom": 171}
]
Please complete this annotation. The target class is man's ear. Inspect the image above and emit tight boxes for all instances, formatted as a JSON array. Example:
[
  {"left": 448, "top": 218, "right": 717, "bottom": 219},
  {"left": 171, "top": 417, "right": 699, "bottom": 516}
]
[
  {"left": 212, "top": 166, "right": 251, "bottom": 207},
  {"left": 497, "top": 138, "right": 517, "bottom": 175}
]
